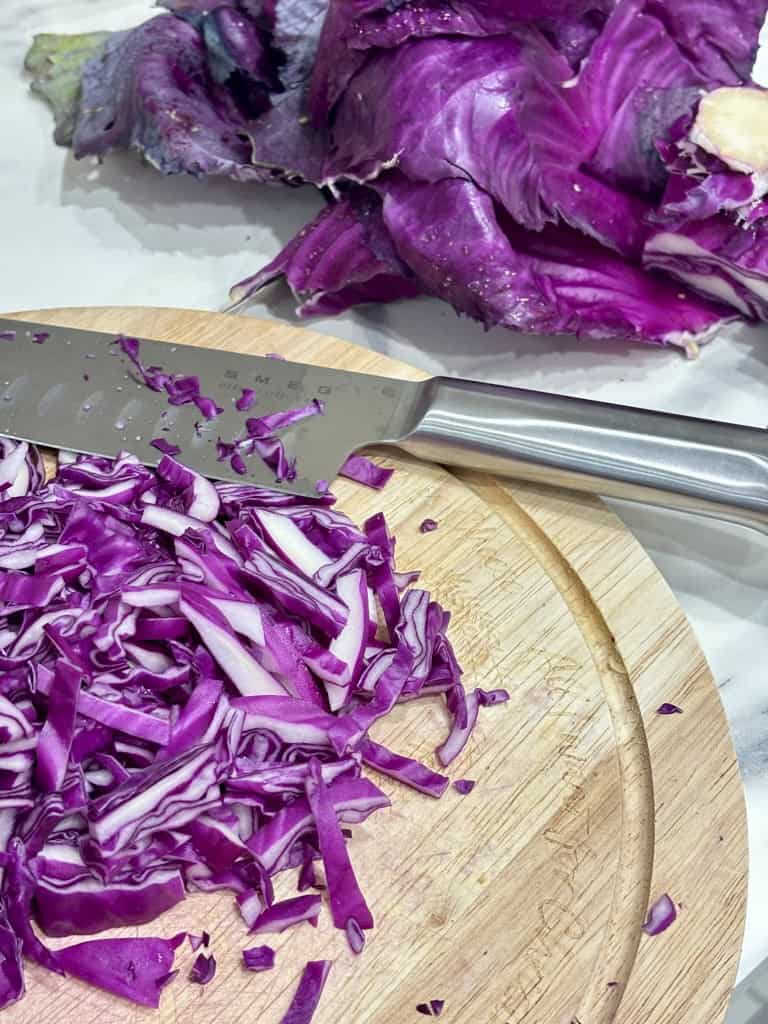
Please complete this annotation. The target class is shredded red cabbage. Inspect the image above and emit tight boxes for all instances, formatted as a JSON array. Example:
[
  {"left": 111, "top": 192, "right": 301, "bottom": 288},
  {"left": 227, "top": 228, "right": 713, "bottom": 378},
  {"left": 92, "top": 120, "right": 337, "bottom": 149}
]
[
  {"left": 217, "top": 405, "right": 331, "bottom": 484},
  {"left": 0, "top": 435, "right": 506, "bottom": 1011},
  {"left": 31, "top": 332, "right": 49, "bottom": 344},
  {"left": 436, "top": 688, "right": 481, "bottom": 767},
  {"left": 642, "top": 893, "right": 677, "bottom": 935},
  {"left": 157, "top": 968, "right": 179, "bottom": 989},
  {"left": 242, "top": 944, "right": 275, "bottom": 971},
  {"left": 656, "top": 702, "right": 683, "bottom": 715},
  {"left": 54, "top": 932, "right": 187, "bottom": 1007},
  {"left": 188, "top": 930, "right": 210, "bottom": 951},
  {"left": 249, "top": 894, "right": 321, "bottom": 934},
  {"left": 189, "top": 951, "right": 217, "bottom": 985},
  {"left": 118, "top": 336, "right": 393, "bottom": 492},
  {"left": 297, "top": 854, "right": 322, "bottom": 892},
  {"left": 453, "top": 779, "right": 475, "bottom": 795},
  {"left": 280, "top": 960, "right": 331, "bottom": 1024},
  {"left": 419, "top": 519, "right": 439, "bottom": 533},
  {"left": 116, "top": 336, "right": 223, "bottom": 420},
  {"left": 361, "top": 739, "right": 450, "bottom": 798},
  {"left": 0, "top": 331, "right": 16, "bottom": 341},
  {"left": 245, "top": 400, "right": 325, "bottom": 439},
  {"left": 339, "top": 454, "right": 394, "bottom": 490},
  {"left": 150, "top": 438, "right": 182, "bottom": 457},
  {"left": 416, "top": 999, "right": 446, "bottom": 1017},
  {"left": 305, "top": 758, "right": 373, "bottom": 934},
  {"left": 478, "top": 688, "right": 510, "bottom": 706},
  {"left": 235, "top": 388, "right": 257, "bottom": 412},
  {"left": 345, "top": 916, "right": 365, "bottom": 954}
]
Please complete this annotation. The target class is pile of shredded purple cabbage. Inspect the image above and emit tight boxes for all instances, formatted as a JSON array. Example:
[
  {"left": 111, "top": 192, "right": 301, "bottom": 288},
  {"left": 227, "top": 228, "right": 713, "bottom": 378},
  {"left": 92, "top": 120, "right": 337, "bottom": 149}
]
[{"left": 0, "top": 435, "right": 506, "bottom": 1016}]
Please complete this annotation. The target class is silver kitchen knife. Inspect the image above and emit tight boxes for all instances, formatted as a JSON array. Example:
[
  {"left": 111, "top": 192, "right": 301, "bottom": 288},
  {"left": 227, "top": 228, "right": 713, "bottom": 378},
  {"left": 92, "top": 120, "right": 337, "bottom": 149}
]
[{"left": 2, "top": 316, "right": 768, "bottom": 534}]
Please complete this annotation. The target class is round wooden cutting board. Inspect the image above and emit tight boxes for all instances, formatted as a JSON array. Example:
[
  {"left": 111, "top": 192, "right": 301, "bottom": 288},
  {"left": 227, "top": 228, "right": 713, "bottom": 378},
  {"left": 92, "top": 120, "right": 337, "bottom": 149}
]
[{"left": 7, "top": 307, "right": 746, "bottom": 1024}]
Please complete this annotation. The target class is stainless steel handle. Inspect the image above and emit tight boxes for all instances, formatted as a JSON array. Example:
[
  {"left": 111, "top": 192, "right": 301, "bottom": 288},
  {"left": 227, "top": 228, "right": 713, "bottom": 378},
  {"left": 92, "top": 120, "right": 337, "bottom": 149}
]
[{"left": 398, "top": 377, "right": 768, "bottom": 534}]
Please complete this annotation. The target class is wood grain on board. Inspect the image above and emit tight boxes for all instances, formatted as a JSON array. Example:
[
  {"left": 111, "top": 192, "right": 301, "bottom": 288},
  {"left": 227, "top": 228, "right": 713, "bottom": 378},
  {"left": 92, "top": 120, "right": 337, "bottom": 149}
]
[{"left": 7, "top": 307, "right": 746, "bottom": 1024}]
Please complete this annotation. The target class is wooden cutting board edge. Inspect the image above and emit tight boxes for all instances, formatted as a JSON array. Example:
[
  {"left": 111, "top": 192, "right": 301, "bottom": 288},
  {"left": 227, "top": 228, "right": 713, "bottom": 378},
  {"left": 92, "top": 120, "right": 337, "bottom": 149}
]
[
  {"left": 465, "top": 473, "right": 747, "bottom": 1023},
  {"left": 8, "top": 306, "right": 747, "bottom": 1024}
]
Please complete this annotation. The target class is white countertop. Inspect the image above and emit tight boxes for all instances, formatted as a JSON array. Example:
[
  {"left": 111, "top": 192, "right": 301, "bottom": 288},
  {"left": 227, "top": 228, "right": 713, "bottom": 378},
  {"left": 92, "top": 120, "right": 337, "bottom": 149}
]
[{"left": 4, "top": 0, "right": 768, "bottom": 992}]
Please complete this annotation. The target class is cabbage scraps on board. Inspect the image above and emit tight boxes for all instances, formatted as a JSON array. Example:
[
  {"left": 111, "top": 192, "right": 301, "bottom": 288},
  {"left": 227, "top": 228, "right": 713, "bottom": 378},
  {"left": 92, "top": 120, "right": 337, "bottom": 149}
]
[
  {"left": 25, "top": 0, "right": 768, "bottom": 354},
  {"left": 119, "top": 333, "right": 390, "bottom": 490},
  {"left": 0, "top": 436, "right": 506, "bottom": 1012}
]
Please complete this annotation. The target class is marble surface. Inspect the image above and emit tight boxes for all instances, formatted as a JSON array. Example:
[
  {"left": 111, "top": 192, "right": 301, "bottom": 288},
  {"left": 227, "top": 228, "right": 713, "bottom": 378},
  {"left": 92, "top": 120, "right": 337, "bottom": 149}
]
[{"left": 3, "top": 0, "right": 768, "bottom": 993}]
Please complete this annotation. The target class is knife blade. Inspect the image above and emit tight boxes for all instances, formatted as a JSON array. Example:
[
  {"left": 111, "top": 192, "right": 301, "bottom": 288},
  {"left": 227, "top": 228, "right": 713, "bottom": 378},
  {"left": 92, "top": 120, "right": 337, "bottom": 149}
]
[
  {"left": 0, "top": 318, "right": 421, "bottom": 498},
  {"left": 4, "top": 316, "right": 768, "bottom": 535}
]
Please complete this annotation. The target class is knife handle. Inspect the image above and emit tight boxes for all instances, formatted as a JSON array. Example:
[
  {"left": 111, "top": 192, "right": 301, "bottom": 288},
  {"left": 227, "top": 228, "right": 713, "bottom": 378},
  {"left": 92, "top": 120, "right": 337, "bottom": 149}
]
[{"left": 397, "top": 376, "right": 768, "bottom": 534}]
